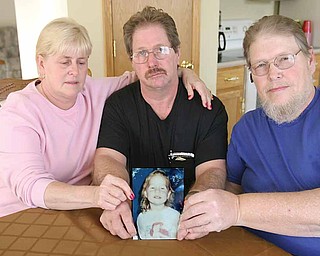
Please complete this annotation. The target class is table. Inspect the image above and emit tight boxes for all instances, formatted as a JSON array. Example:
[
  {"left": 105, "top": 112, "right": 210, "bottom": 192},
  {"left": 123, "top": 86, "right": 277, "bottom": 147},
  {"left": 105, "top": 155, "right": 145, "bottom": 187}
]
[{"left": 0, "top": 208, "right": 290, "bottom": 256}]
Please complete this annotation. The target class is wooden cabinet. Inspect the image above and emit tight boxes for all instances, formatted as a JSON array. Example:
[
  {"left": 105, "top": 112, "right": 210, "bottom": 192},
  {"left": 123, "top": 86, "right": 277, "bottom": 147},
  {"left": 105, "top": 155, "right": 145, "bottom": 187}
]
[
  {"left": 216, "top": 65, "right": 245, "bottom": 142},
  {"left": 313, "top": 53, "right": 320, "bottom": 87}
]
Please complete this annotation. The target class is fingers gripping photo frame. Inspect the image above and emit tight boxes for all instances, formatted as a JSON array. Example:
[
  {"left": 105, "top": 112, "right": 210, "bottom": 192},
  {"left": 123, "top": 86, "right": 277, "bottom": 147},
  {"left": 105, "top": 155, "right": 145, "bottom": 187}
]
[{"left": 132, "top": 167, "right": 184, "bottom": 240}]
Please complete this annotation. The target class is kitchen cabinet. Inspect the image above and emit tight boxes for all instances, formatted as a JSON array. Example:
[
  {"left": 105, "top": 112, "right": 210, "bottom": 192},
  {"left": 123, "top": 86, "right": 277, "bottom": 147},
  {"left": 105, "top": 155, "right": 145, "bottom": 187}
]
[
  {"left": 313, "top": 53, "right": 320, "bottom": 86},
  {"left": 216, "top": 65, "right": 245, "bottom": 142}
]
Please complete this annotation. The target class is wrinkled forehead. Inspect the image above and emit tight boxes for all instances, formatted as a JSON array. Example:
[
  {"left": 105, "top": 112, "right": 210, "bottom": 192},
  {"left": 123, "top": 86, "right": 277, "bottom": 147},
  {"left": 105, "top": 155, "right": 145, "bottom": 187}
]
[
  {"left": 132, "top": 24, "right": 170, "bottom": 49},
  {"left": 249, "top": 34, "right": 297, "bottom": 61}
]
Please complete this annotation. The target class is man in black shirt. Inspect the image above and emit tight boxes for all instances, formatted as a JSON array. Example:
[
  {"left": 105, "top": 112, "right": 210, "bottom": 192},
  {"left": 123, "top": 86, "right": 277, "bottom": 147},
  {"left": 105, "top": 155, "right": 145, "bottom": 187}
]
[{"left": 93, "top": 6, "right": 228, "bottom": 240}]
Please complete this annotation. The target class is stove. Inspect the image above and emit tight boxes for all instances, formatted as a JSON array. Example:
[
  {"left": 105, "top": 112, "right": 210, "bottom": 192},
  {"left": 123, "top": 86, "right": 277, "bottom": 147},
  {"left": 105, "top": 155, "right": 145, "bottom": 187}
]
[
  {"left": 220, "top": 19, "right": 253, "bottom": 52},
  {"left": 219, "top": 19, "right": 258, "bottom": 113},
  {"left": 218, "top": 19, "right": 252, "bottom": 63}
]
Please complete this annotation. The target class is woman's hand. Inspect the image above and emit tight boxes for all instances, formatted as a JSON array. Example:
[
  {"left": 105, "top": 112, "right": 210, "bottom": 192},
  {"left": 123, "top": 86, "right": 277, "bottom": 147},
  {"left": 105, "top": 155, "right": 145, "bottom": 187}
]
[
  {"left": 179, "top": 68, "right": 213, "bottom": 110},
  {"left": 96, "top": 174, "right": 134, "bottom": 210}
]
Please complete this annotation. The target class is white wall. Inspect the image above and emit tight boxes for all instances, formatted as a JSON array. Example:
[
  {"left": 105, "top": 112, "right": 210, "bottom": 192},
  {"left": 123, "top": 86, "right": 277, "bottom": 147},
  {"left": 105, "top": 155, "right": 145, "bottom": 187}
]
[
  {"left": 67, "top": 0, "right": 104, "bottom": 78},
  {"left": 280, "top": 0, "right": 320, "bottom": 48},
  {"left": 13, "top": 0, "right": 104, "bottom": 79},
  {"left": 220, "top": 0, "right": 274, "bottom": 21},
  {"left": 14, "top": 0, "right": 68, "bottom": 79},
  {"left": 200, "top": 0, "right": 219, "bottom": 93}
]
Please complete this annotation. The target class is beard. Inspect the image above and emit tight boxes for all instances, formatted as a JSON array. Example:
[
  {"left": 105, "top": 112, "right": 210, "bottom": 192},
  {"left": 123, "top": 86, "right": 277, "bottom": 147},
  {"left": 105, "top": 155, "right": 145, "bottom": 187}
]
[{"left": 260, "top": 85, "right": 314, "bottom": 124}]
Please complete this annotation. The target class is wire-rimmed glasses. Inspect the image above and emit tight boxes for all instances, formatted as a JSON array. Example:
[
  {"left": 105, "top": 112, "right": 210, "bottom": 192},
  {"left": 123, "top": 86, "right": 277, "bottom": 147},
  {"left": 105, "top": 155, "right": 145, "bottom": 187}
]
[
  {"left": 250, "top": 49, "right": 301, "bottom": 76},
  {"left": 131, "top": 45, "right": 173, "bottom": 64}
]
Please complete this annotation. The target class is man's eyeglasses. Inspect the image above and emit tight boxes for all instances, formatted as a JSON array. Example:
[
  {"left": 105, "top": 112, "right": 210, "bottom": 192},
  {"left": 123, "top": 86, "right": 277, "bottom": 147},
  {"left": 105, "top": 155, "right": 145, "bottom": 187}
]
[
  {"left": 131, "top": 46, "right": 173, "bottom": 64},
  {"left": 250, "top": 49, "right": 301, "bottom": 76}
]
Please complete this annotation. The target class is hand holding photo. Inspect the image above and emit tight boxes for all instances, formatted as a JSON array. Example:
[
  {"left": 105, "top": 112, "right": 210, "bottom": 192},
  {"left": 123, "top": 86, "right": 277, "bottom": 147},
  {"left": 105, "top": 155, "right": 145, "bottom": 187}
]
[{"left": 132, "top": 168, "right": 184, "bottom": 240}]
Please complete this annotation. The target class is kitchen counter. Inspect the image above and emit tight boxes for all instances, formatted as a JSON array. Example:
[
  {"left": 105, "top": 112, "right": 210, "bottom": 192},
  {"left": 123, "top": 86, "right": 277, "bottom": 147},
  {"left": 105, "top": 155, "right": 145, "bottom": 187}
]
[{"left": 218, "top": 49, "right": 246, "bottom": 69}]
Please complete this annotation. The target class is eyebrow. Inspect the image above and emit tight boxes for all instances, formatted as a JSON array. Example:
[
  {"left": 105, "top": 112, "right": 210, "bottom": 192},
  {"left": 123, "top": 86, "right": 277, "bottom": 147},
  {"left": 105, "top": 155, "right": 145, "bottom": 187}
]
[{"left": 60, "top": 56, "right": 87, "bottom": 60}]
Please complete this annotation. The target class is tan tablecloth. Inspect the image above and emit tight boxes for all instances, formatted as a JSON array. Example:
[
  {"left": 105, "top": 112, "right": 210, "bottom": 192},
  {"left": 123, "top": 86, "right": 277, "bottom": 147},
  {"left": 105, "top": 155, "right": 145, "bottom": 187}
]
[{"left": 0, "top": 208, "right": 290, "bottom": 256}]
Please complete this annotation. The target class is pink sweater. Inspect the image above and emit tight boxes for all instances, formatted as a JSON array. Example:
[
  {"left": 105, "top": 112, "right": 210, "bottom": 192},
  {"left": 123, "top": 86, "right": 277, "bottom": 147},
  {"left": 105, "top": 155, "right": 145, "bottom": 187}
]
[{"left": 0, "top": 74, "right": 132, "bottom": 217}]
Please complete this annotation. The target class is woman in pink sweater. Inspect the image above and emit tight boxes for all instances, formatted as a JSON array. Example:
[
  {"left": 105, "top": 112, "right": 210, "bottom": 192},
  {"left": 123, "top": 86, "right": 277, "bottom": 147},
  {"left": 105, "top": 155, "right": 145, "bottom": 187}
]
[{"left": 0, "top": 18, "right": 211, "bottom": 217}]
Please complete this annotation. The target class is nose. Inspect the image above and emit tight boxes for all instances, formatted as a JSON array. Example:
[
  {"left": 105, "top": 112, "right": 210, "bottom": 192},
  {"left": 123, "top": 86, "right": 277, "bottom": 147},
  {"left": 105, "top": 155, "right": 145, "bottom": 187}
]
[
  {"left": 68, "top": 63, "right": 79, "bottom": 76},
  {"left": 147, "top": 52, "right": 159, "bottom": 66},
  {"left": 268, "top": 62, "right": 282, "bottom": 80}
]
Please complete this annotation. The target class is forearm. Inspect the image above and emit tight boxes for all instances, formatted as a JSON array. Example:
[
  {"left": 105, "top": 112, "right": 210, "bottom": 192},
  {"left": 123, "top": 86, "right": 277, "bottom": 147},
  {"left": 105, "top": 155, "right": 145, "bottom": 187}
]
[
  {"left": 92, "top": 148, "right": 129, "bottom": 185},
  {"left": 226, "top": 181, "right": 243, "bottom": 194},
  {"left": 237, "top": 188, "right": 320, "bottom": 237},
  {"left": 44, "top": 181, "right": 98, "bottom": 210},
  {"left": 190, "top": 165, "right": 226, "bottom": 193}
]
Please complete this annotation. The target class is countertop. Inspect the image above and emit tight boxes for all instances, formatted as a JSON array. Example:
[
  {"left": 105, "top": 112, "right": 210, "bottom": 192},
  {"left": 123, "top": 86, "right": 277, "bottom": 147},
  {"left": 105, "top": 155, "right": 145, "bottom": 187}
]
[{"left": 218, "top": 49, "right": 246, "bottom": 69}]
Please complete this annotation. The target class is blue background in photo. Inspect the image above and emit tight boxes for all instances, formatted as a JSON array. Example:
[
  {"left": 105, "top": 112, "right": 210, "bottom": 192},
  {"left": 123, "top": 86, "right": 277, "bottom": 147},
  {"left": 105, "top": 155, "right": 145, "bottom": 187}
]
[{"left": 132, "top": 167, "right": 184, "bottom": 224}]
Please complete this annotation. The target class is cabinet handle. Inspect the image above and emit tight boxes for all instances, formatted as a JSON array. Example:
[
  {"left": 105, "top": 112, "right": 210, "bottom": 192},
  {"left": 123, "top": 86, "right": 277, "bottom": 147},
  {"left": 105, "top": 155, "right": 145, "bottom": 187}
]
[{"left": 224, "top": 76, "right": 239, "bottom": 81}]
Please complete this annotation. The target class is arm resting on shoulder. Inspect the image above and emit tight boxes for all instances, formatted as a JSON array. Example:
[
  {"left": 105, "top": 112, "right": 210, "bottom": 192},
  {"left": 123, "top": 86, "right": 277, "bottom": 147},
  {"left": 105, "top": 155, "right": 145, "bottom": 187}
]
[
  {"left": 236, "top": 187, "right": 320, "bottom": 237},
  {"left": 178, "top": 68, "right": 212, "bottom": 109},
  {"left": 128, "top": 68, "right": 212, "bottom": 109}
]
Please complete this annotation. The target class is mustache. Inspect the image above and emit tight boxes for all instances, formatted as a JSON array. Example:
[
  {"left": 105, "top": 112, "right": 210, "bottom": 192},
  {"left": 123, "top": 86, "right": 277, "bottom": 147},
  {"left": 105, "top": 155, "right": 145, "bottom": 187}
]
[
  {"left": 145, "top": 67, "right": 167, "bottom": 79},
  {"left": 265, "top": 82, "right": 289, "bottom": 92}
]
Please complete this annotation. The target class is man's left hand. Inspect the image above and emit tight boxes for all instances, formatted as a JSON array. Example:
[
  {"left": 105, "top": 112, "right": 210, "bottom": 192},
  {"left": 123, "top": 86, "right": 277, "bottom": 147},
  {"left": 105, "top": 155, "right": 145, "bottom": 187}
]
[
  {"left": 177, "top": 189, "right": 239, "bottom": 240},
  {"left": 99, "top": 201, "right": 137, "bottom": 239}
]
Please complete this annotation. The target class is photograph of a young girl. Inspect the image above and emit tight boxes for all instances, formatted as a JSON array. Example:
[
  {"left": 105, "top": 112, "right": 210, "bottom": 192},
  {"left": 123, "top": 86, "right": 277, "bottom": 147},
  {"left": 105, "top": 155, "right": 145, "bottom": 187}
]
[{"left": 132, "top": 168, "right": 184, "bottom": 240}]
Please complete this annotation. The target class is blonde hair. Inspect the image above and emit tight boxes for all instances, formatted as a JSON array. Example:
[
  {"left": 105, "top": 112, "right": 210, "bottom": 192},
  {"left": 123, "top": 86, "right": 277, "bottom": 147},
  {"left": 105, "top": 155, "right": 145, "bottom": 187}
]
[
  {"left": 140, "top": 170, "right": 174, "bottom": 213},
  {"left": 36, "top": 17, "right": 92, "bottom": 60}
]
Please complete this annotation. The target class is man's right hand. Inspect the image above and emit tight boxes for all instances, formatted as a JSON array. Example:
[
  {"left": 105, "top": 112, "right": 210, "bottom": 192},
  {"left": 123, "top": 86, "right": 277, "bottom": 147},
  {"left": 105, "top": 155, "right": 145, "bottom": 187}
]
[
  {"left": 96, "top": 174, "right": 134, "bottom": 210},
  {"left": 100, "top": 201, "right": 137, "bottom": 239}
]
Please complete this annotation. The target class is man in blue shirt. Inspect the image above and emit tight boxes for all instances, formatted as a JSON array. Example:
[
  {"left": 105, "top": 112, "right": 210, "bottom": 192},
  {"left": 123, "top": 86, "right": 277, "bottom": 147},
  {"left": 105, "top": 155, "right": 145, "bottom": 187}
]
[{"left": 178, "top": 15, "right": 320, "bottom": 255}]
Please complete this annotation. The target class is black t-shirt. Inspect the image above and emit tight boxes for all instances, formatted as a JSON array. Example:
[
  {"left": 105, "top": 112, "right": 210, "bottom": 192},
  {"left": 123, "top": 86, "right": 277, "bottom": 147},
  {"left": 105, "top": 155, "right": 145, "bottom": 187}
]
[{"left": 97, "top": 78, "right": 228, "bottom": 192}]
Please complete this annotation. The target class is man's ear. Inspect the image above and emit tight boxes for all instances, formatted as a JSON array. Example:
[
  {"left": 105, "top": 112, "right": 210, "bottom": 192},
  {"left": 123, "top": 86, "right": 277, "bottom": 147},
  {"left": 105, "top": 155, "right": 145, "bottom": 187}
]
[
  {"left": 308, "top": 48, "right": 316, "bottom": 74},
  {"left": 250, "top": 72, "right": 254, "bottom": 83}
]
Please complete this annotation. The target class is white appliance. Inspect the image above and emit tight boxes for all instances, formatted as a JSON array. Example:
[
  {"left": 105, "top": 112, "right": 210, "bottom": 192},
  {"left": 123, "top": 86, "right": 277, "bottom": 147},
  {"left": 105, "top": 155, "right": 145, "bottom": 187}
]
[{"left": 220, "top": 19, "right": 258, "bottom": 113}]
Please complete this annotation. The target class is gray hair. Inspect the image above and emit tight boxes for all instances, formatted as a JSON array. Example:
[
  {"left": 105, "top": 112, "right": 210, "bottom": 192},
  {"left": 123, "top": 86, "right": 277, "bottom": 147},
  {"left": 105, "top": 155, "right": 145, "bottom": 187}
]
[{"left": 243, "top": 15, "right": 311, "bottom": 67}]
